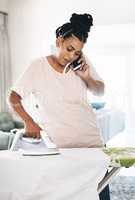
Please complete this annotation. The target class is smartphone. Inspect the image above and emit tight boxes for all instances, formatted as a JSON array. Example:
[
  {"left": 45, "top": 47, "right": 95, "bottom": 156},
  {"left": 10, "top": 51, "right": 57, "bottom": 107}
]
[{"left": 71, "top": 54, "right": 82, "bottom": 71}]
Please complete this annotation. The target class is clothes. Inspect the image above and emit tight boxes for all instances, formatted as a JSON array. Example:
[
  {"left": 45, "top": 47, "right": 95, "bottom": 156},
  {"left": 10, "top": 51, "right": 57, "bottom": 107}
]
[{"left": 12, "top": 56, "right": 104, "bottom": 148}]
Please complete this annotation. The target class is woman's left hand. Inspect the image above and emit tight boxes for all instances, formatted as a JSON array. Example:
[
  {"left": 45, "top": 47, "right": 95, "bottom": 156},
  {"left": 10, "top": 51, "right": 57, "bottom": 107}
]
[{"left": 71, "top": 56, "right": 90, "bottom": 81}]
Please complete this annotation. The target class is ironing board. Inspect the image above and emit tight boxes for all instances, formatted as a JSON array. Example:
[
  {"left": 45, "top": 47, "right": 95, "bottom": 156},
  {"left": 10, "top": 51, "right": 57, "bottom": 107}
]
[
  {"left": 0, "top": 130, "right": 134, "bottom": 199},
  {"left": 98, "top": 146, "right": 135, "bottom": 193},
  {"left": 0, "top": 148, "right": 109, "bottom": 200}
]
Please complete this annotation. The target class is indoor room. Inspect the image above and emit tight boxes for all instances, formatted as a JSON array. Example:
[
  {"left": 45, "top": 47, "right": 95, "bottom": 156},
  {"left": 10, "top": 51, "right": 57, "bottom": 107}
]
[{"left": 0, "top": 0, "right": 135, "bottom": 199}]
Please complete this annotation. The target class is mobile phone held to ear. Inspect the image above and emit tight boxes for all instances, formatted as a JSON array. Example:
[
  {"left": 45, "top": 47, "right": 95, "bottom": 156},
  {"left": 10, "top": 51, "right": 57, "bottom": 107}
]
[{"left": 71, "top": 54, "right": 82, "bottom": 71}]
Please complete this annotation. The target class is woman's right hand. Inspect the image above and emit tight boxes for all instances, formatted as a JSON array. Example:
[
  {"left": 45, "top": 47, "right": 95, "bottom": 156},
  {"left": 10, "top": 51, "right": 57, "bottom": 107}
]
[
  {"left": 9, "top": 91, "right": 42, "bottom": 139},
  {"left": 25, "top": 120, "right": 42, "bottom": 139}
]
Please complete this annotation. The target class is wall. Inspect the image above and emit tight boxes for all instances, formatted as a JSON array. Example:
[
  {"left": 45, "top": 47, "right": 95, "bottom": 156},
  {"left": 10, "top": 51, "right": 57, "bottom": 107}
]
[
  {"left": 8, "top": 0, "right": 45, "bottom": 83},
  {"left": 0, "top": 0, "right": 8, "bottom": 12}
]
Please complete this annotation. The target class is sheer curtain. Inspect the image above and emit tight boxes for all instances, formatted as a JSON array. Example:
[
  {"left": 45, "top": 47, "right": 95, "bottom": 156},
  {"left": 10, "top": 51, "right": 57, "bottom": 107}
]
[
  {"left": 0, "top": 13, "right": 11, "bottom": 112},
  {"left": 86, "top": 47, "right": 135, "bottom": 131},
  {"left": 85, "top": 23, "right": 135, "bottom": 131}
]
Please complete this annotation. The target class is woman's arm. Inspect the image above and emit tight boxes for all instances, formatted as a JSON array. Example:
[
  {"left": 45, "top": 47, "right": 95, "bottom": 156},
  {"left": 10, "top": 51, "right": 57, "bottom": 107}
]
[
  {"left": 9, "top": 90, "right": 41, "bottom": 138},
  {"left": 73, "top": 55, "right": 105, "bottom": 96},
  {"left": 85, "top": 77, "right": 105, "bottom": 96},
  {"left": 74, "top": 65, "right": 105, "bottom": 96}
]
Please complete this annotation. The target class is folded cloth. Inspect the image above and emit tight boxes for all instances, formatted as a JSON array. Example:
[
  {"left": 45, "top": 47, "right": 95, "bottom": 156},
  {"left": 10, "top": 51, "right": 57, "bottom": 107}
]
[{"left": 0, "top": 148, "right": 109, "bottom": 200}]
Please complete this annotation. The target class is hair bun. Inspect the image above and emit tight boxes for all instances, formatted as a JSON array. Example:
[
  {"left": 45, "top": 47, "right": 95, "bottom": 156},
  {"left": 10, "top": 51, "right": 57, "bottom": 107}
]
[{"left": 70, "top": 13, "right": 93, "bottom": 33}]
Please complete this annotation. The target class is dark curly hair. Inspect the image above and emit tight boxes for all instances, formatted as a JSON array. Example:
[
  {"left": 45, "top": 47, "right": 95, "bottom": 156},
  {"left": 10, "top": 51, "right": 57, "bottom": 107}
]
[{"left": 56, "top": 13, "right": 93, "bottom": 43}]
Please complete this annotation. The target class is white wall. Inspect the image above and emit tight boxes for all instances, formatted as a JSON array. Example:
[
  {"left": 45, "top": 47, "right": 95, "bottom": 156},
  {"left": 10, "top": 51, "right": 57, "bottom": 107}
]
[
  {"left": 8, "top": 0, "right": 45, "bottom": 83},
  {"left": 0, "top": 0, "right": 8, "bottom": 12}
]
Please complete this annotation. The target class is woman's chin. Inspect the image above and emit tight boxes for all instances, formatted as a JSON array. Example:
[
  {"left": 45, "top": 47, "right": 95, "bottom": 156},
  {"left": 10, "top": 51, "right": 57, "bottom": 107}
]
[{"left": 60, "top": 60, "right": 67, "bottom": 66}]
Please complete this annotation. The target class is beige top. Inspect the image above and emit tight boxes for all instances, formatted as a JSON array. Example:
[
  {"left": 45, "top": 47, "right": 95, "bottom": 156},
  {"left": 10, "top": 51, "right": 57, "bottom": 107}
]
[{"left": 12, "top": 56, "right": 103, "bottom": 148}]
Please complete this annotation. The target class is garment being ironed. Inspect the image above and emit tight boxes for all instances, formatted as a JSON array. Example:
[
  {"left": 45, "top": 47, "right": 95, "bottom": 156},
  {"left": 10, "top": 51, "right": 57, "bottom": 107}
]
[{"left": 12, "top": 56, "right": 104, "bottom": 148}]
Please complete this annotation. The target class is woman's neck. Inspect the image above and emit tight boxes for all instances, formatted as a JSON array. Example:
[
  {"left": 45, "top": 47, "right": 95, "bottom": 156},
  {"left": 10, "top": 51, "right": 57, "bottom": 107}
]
[{"left": 47, "top": 55, "right": 70, "bottom": 74}]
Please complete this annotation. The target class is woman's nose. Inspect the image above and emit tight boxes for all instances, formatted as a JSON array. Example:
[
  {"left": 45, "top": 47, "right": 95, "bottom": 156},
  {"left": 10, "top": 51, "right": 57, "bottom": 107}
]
[{"left": 68, "top": 52, "right": 76, "bottom": 61}]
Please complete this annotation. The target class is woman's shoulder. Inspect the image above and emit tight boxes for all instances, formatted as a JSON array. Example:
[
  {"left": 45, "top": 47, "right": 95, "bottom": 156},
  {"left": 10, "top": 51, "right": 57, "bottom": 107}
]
[
  {"left": 28, "top": 56, "right": 49, "bottom": 71},
  {"left": 31, "top": 56, "right": 48, "bottom": 65}
]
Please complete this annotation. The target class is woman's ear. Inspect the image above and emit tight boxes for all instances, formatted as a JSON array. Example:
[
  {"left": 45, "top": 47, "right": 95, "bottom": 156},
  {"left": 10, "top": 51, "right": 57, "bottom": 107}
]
[{"left": 56, "top": 36, "right": 64, "bottom": 47}]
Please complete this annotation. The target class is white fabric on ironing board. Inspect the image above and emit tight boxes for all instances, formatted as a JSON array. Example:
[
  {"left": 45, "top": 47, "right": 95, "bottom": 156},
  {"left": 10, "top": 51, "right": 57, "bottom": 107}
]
[{"left": 0, "top": 148, "right": 109, "bottom": 200}]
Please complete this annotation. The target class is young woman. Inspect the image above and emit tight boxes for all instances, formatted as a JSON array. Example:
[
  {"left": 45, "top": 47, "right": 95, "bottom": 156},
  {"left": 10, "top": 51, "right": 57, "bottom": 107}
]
[
  {"left": 7, "top": 13, "right": 110, "bottom": 200},
  {"left": 9, "top": 13, "right": 105, "bottom": 148}
]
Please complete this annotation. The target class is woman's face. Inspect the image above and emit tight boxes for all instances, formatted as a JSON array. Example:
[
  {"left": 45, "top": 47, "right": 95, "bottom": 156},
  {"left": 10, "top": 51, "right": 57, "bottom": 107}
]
[{"left": 56, "top": 35, "right": 84, "bottom": 66}]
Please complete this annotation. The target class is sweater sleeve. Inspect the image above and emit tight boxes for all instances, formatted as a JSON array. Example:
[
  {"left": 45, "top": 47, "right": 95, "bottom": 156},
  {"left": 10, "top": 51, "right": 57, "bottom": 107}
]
[
  {"left": 11, "top": 58, "right": 42, "bottom": 99},
  {"left": 85, "top": 55, "right": 104, "bottom": 96}
]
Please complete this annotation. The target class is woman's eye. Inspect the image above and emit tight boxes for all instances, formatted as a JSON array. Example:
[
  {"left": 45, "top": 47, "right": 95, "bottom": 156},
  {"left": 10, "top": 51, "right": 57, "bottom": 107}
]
[
  {"left": 67, "top": 48, "right": 73, "bottom": 52},
  {"left": 75, "top": 53, "right": 81, "bottom": 57}
]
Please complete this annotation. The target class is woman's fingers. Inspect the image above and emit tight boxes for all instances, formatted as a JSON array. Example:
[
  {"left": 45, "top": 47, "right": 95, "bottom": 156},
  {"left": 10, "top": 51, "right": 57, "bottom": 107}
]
[
  {"left": 25, "top": 131, "right": 36, "bottom": 138},
  {"left": 25, "top": 121, "right": 42, "bottom": 138},
  {"left": 26, "top": 131, "right": 41, "bottom": 138},
  {"left": 79, "top": 62, "right": 88, "bottom": 71},
  {"left": 36, "top": 132, "right": 41, "bottom": 139}
]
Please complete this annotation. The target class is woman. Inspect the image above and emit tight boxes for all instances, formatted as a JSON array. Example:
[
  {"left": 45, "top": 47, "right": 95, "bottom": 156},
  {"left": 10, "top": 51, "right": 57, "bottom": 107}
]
[
  {"left": 6, "top": 13, "right": 110, "bottom": 200},
  {"left": 9, "top": 13, "right": 105, "bottom": 148}
]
